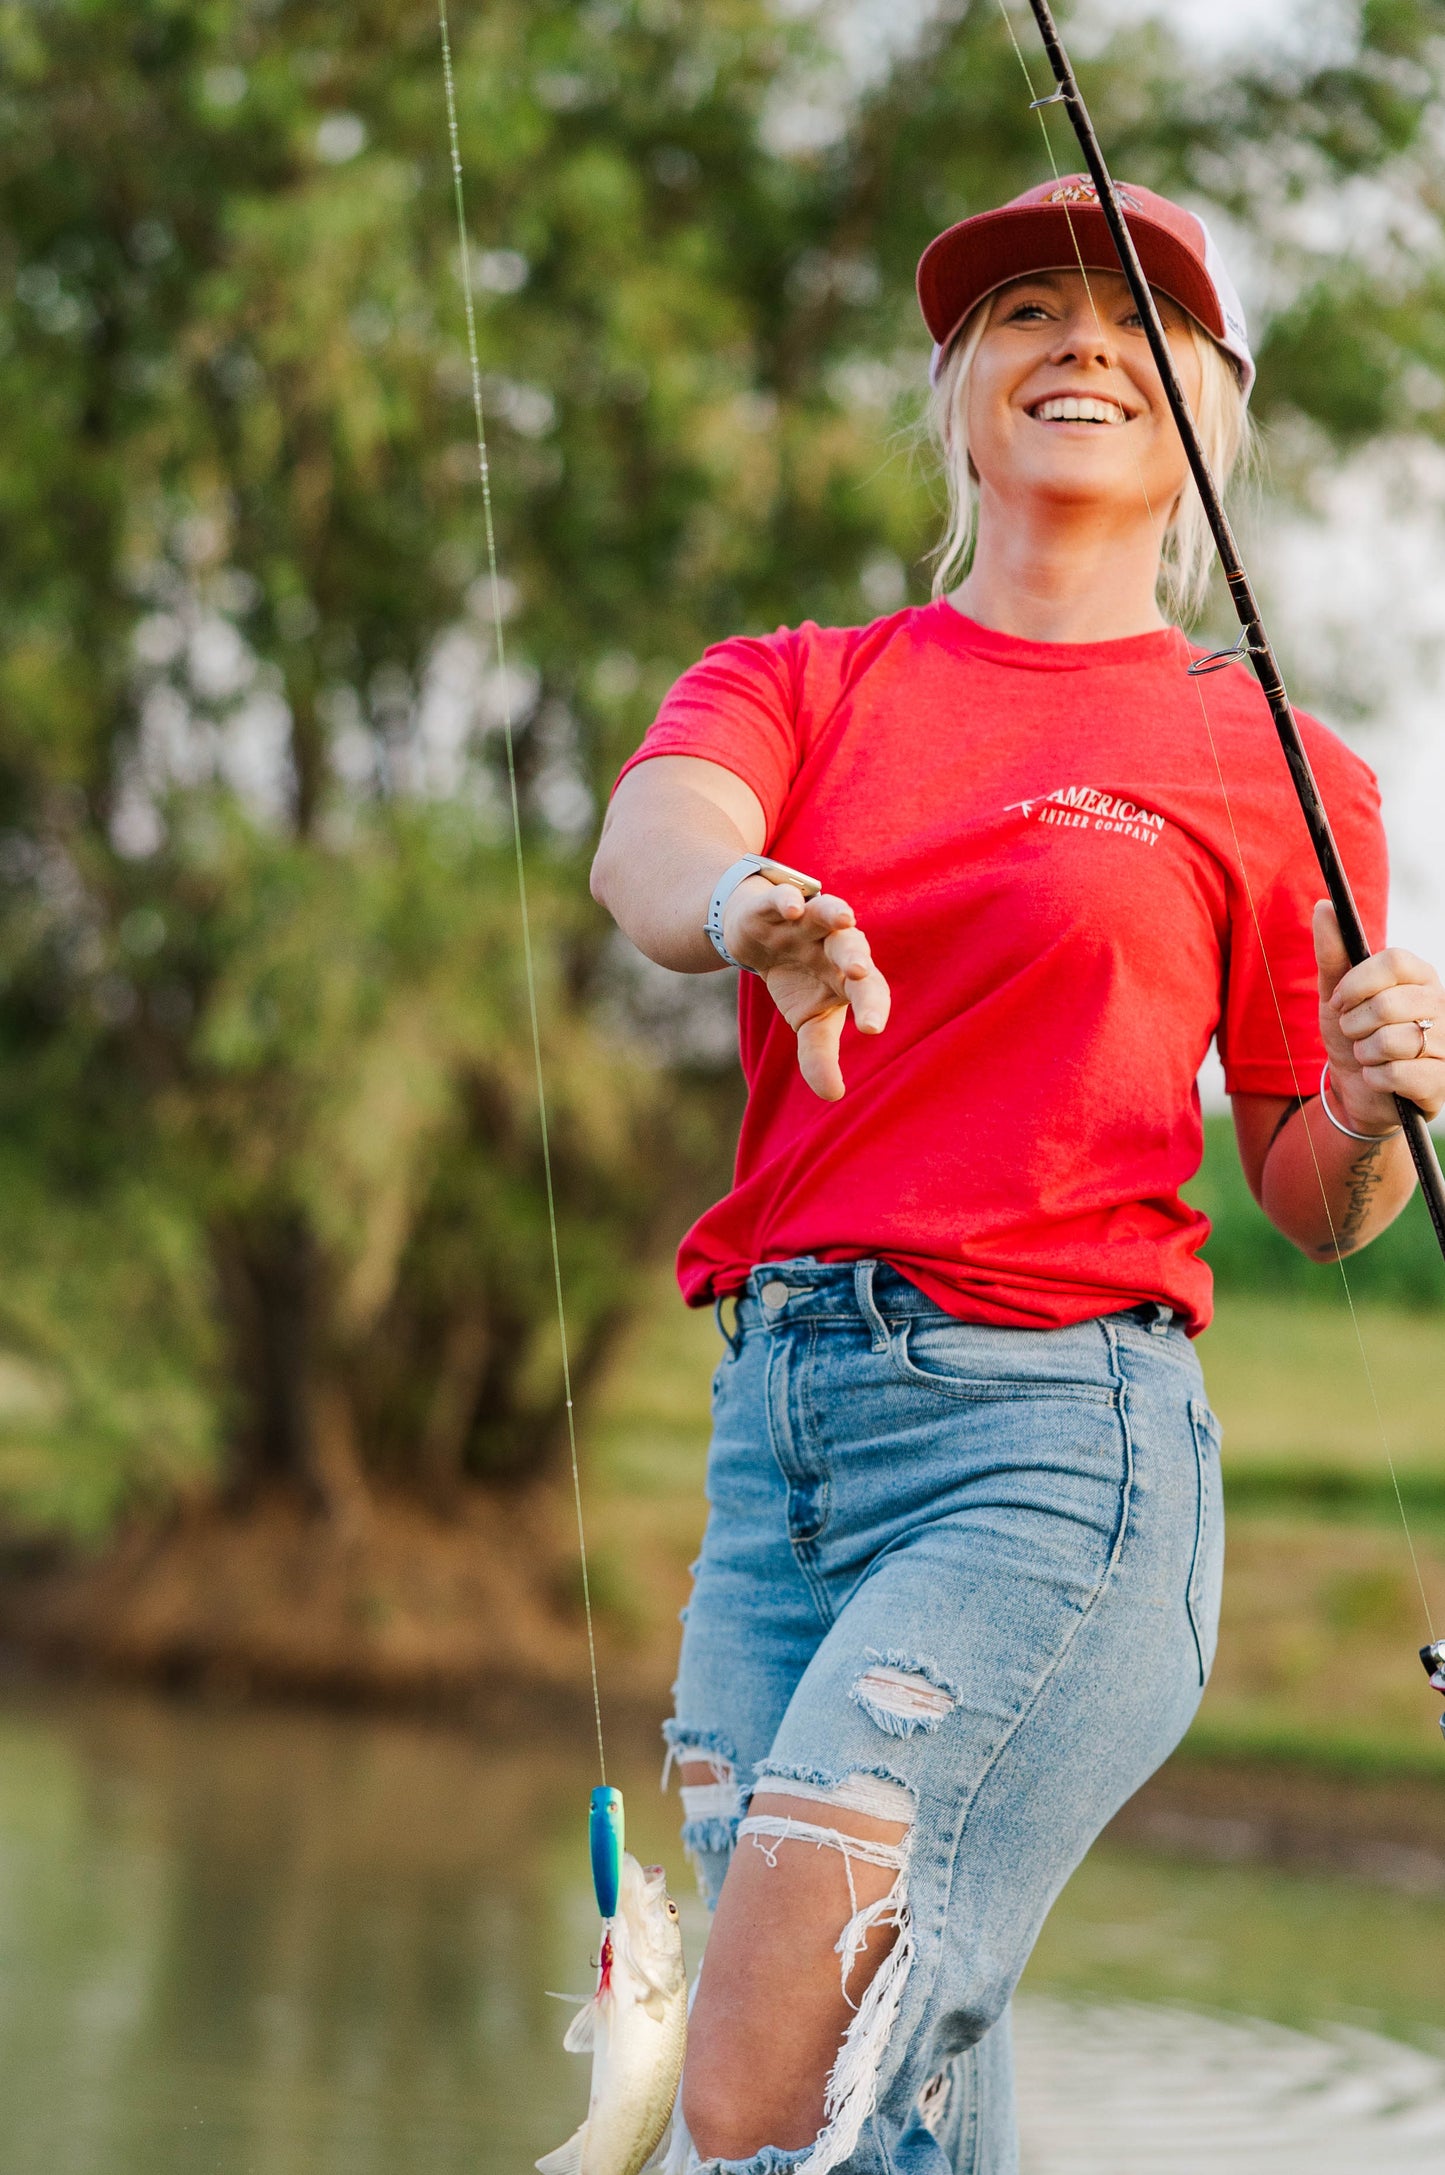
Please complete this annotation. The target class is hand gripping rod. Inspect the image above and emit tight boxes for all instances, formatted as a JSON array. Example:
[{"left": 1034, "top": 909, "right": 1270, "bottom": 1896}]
[{"left": 1023, "top": 0, "right": 1445, "bottom": 1259}]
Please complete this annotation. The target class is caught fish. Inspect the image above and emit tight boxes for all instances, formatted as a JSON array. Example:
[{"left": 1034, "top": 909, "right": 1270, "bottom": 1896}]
[{"left": 538, "top": 1852, "right": 687, "bottom": 2175}]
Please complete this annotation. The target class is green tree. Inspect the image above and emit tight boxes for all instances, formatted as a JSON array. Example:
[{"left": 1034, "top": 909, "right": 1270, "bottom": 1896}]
[{"left": 0, "top": 0, "right": 1441, "bottom": 1528}]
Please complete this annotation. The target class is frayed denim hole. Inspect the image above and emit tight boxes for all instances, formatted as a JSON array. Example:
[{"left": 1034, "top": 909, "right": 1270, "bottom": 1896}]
[
  {"left": 755, "top": 1758, "right": 911, "bottom": 1793},
  {"left": 752, "top": 1761, "right": 839, "bottom": 1791},
  {"left": 662, "top": 1719, "right": 738, "bottom": 1767},
  {"left": 680, "top": 1816, "right": 739, "bottom": 1859},
  {"left": 861, "top": 1646, "right": 961, "bottom": 1699},
  {"left": 667, "top": 1729, "right": 743, "bottom": 1899},
  {"left": 753, "top": 1763, "right": 915, "bottom": 1825},
  {"left": 852, "top": 1654, "right": 958, "bottom": 1737}
]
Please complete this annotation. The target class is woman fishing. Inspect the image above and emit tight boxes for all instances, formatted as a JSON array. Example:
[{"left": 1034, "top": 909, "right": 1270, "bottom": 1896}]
[{"left": 589, "top": 177, "right": 1445, "bottom": 2175}]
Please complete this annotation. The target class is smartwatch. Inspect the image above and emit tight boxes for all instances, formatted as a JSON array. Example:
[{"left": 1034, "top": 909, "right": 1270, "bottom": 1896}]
[{"left": 705, "top": 856, "right": 823, "bottom": 972}]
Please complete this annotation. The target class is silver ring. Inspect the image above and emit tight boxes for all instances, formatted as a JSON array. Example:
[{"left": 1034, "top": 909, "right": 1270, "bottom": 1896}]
[{"left": 1416, "top": 1018, "right": 1436, "bottom": 1060}]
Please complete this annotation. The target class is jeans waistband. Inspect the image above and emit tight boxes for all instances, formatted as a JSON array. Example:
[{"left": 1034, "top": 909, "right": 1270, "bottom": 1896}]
[
  {"left": 739, "top": 1259, "right": 929, "bottom": 1322},
  {"left": 721, "top": 1257, "right": 1176, "bottom": 1341}
]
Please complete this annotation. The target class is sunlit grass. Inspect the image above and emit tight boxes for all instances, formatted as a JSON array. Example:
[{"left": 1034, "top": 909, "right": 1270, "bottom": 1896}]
[
  {"left": 1201, "top": 1295, "right": 1445, "bottom": 1482},
  {"left": 1198, "top": 1514, "right": 1445, "bottom": 1772}
]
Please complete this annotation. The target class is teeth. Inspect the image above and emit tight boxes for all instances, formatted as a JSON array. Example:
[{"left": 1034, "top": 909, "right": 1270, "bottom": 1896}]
[{"left": 1032, "top": 397, "right": 1126, "bottom": 424}]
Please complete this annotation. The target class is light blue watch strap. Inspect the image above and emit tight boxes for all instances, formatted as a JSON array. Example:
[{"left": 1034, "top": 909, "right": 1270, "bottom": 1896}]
[{"left": 705, "top": 856, "right": 822, "bottom": 972}]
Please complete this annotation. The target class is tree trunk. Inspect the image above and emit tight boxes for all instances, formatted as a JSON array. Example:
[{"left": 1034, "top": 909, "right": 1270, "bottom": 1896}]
[
  {"left": 210, "top": 1212, "right": 371, "bottom": 1524},
  {"left": 416, "top": 1308, "right": 493, "bottom": 1509}
]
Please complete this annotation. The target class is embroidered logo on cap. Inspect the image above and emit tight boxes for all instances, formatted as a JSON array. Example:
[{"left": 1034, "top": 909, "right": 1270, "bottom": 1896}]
[{"left": 1044, "top": 181, "right": 1145, "bottom": 212}]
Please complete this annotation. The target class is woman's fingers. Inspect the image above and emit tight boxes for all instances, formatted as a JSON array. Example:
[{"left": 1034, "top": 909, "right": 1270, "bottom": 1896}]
[
  {"left": 1349, "top": 1018, "right": 1442, "bottom": 1065},
  {"left": 1352, "top": 1060, "right": 1445, "bottom": 1122},
  {"left": 723, "top": 882, "right": 851, "bottom": 969},
  {"left": 721, "top": 881, "right": 890, "bottom": 1095},
  {"left": 1314, "top": 903, "right": 1442, "bottom": 1026},
  {"left": 1325, "top": 937, "right": 1438, "bottom": 1017},
  {"left": 1332, "top": 961, "right": 1444, "bottom": 1108},
  {"left": 786, "top": 958, "right": 889, "bottom": 1096},
  {"left": 1312, "top": 900, "right": 1351, "bottom": 1003},
  {"left": 822, "top": 927, "right": 891, "bottom": 1036},
  {"left": 1315, "top": 899, "right": 1445, "bottom": 1101},
  {"left": 1355, "top": 1059, "right": 1443, "bottom": 1103},
  {"left": 795, "top": 1005, "right": 848, "bottom": 1102},
  {"left": 1337, "top": 979, "right": 1444, "bottom": 1042},
  {"left": 846, "top": 958, "right": 891, "bottom": 1037}
]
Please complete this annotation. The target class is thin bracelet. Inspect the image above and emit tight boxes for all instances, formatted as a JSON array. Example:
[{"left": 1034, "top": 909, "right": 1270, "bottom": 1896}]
[{"left": 1318, "top": 1061, "right": 1402, "bottom": 1143}]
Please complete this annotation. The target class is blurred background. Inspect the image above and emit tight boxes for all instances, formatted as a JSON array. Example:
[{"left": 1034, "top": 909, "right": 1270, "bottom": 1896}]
[{"left": 1, "top": 0, "right": 1444, "bottom": 2168}]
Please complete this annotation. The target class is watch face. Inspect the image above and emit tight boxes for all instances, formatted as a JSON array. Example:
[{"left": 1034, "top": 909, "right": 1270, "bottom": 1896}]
[{"left": 762, "top": 860, "right": 822, "bottom": 899}]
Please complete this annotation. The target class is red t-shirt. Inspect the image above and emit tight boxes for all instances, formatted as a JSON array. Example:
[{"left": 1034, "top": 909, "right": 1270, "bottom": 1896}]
[{"left": 616, "top": 603, "right": 1387, "bottom": 1334}]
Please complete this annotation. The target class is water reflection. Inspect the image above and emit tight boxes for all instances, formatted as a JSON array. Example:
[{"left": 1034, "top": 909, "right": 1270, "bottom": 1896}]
[{"left": 0, "top": 1681, "right": 1440, "bottom": 2174}]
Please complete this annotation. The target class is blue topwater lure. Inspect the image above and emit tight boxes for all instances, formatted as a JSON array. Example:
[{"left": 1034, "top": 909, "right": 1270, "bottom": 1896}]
[
  {"left": 590, "top": 1785, "right": 625, "bottom": 1919},
  {"left": 1422, "top": 1643, "right": 1445, "bottom": 1740}
]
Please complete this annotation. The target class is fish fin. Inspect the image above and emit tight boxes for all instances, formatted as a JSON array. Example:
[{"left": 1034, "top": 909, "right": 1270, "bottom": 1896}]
[
  {"left": 562, "top": 1999, "right": 599, "bottom": 2054},
  {"left": 641, "top": 1987, "right": 669, "bottom": 2024},
  {"left": 535, "top": 2124, "right": 587, "bottom": 2175}
]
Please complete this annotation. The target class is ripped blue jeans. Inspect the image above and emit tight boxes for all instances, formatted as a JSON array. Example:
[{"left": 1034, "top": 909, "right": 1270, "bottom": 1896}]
[{"left": 666, "top": 1259, "right": 1224, "bottom": 2175}]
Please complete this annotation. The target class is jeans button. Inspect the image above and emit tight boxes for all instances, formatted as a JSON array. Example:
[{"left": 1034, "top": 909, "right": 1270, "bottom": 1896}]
[{"left": 760, "top": 1280, "right": 791, "bottom": 1310}]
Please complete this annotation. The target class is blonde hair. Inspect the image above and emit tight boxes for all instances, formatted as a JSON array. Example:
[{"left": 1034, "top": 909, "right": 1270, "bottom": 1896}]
[{"left": 927, "top": 290, "right": 1253, "bottom": 624}]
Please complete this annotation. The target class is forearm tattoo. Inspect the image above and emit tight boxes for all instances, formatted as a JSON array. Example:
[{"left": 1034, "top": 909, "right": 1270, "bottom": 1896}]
[{"left": 1315, "top": 1135, "right": 1390, "bottom": 1261}]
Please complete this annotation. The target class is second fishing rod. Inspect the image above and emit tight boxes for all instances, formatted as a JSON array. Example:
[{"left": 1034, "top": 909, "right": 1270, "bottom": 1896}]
[{"left": 1023, "top": 0, "right": 1445, "bottom": 1263}]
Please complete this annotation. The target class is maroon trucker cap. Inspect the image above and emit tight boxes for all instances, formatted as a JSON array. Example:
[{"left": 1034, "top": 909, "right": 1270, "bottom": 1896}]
[{"left": 917, "top": 175, "right": 1254, "bottom": 396}]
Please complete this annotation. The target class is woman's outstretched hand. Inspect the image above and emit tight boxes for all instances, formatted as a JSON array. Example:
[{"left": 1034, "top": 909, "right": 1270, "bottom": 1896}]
[
  {"left": 1315, "top": 901, "right": 1445, "bottom": 1129},
  {"left": 588, "top": 759, "right": 889, "bottom": 1099},
  {"left": 724, "top": 878, "right": 891, "bottom": 1101}
]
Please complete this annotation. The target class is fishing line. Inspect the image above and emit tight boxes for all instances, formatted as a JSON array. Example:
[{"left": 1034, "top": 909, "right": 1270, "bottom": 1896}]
[
  {"left": 989, "top": 0, "right": 1439, "bottom": 1638},
  {"left": 438, "top": 0, "right": 608, "bottom": 1778}
]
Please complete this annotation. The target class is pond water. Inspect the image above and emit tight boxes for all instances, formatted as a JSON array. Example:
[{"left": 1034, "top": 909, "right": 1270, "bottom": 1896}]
[{"left": 0, "top": 1682, "right": 1441, "bottom": 2175}]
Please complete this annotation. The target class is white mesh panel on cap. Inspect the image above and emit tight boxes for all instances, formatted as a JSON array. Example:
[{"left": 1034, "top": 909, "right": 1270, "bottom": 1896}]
[{"left": 1198, "top": 212, "right": 1255, "bottom": 396}]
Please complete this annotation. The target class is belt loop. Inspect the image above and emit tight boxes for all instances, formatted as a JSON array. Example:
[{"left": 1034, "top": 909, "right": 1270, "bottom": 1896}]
[
  {"left": 714, "top": 1291, "right": 742, "bottom": 1357},
  {"left": 853, "top": 1260, "right": 890, "bottom": 1353},
  {"left": 1151, "top": 1303, "right": 1174, "bottom": 1335}
]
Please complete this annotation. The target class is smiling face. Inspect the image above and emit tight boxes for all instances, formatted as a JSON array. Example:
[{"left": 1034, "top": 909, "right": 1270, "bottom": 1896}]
[{"left": 963, "top": 267, "right": 1204, "bottom": 527}]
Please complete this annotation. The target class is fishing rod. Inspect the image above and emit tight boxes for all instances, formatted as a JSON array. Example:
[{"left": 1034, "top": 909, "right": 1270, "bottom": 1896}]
[
  {"left": 1021, "top": 0, "right": 1445, "bottom": 1269},
  {"left": 1018, "top": 0, "right": 1445, "bottom": 1726}
]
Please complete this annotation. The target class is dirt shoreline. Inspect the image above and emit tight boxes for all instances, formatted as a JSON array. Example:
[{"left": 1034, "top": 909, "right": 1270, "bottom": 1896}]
[
  {"left": 1107, "top": 1754, "right": 1445, "bottom": 1893},
  {"left": 0, "top": 1484, "right": 657, "bottom": 1710}
]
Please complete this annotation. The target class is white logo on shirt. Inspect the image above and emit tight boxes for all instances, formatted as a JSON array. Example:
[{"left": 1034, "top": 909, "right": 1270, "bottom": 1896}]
[{"left": 1006, "top": 783, "right": 1166, "bottom": 847}]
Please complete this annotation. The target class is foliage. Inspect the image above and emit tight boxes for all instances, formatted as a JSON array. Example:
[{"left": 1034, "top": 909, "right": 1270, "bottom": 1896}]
[
  {"left": 0, "top": 0, "right": 1442, "bottom": 1528},
  {"left": 1190, "top": 1114, "right": 1445, "bottom": 1307},
  {"left": 0, "top": 1150, "right": 219, "bottom": 1539}
]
